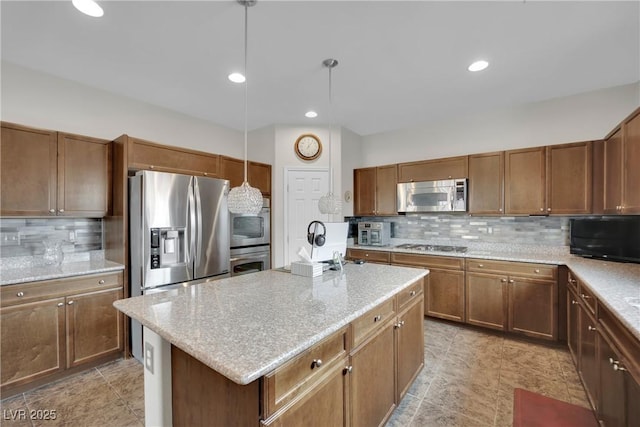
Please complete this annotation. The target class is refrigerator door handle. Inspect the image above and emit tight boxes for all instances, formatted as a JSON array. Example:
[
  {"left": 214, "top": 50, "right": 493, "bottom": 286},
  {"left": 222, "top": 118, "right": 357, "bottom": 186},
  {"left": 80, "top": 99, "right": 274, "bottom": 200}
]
[
  {"left": 194, "top": 179, "right": 203, "bottom": 269},
  {"left": 187, "top": 178, "right": 196, "bottom": 267}
]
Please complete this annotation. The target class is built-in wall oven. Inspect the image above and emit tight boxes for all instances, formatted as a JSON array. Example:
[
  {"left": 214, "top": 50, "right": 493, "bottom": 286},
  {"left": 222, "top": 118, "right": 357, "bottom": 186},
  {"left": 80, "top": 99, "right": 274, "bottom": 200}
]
[{"left": 230, "top": 198, "right": 271, "bottom": 276}]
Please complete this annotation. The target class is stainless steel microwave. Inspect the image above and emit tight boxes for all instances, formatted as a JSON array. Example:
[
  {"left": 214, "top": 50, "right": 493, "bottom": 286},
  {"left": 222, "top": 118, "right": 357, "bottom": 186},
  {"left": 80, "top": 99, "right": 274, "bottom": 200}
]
[{"left": 397, "top": 179, "right": 468, "bottom": 213}]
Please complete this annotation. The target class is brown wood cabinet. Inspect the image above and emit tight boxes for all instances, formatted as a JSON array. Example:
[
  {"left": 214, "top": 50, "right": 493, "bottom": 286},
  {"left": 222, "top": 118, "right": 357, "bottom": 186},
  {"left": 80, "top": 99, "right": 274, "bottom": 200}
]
[
  {"left": 346, "top": 248, "right": 390, "bottom": 264},
  {"left": 1, "top": 123, "right": 112, "bottom": 217},
  {"left": 390, "top": 253, "right": 465, "bottom": 323},
  {"left": 397, "top": 156, "right": 468, "bottom": 182},
  {"left": 395, "top": 295, "right": 424, "bottom": 402},
  {"left": 466, "top": 259, "right": 557, "bottom": 340},
  {"left": 0, "top": 272, "right": 124, "bottom": 396},
  {"left": 468, "top": 152, "right": 504, "bottom": 215},
  {"left": 546, "top": 141, "right": 592, "bottom": 214},
  {"left": 504, "top": 147, "right": 547, "bottom": 215},
  {"left": 220, "top": 155, "right": 272, "bottom": 196},
  {"left": 353, "top": 165, "right": 397, "bottom": 216},
  {"left": 127, "top": 136, "right": 219, "bottom": 177},
  {"left": 567, "top": 280, "right": 580, "bottom": 367},
  {"left": 603, "top": 108, "right": 640, "bottom": 214}
]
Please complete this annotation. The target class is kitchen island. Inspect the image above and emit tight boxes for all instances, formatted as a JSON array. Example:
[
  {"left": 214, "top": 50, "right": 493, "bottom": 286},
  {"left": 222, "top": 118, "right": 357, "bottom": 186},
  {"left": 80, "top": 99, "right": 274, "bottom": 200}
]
[{"left": 114, "top": 262, "right": 428, "bottom": 426}]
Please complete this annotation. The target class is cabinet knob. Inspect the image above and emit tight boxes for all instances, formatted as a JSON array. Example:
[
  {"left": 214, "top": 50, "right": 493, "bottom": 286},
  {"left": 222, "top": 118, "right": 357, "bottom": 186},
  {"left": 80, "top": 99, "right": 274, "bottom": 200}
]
[
  {"left": 98, "top": 279, "right": 105, "bottom": 284},
  {"left": 149, "top": 165, "right": 155, "bottom": 169},
  {"left": 508, "top": 279, "right": 515, "bottom": 284},
  {"left": 409, "top": 290, "right": 416, "bottom": 297},
  {"left": 568, "top": 278, "right": 577, "bottom": 284},
  {"left": 608, "top": 357, "right": 619, "bottom": 365},
  {"left": 373, "top": 314, "right": 381, "bottom": 322},
  {"left": 49, "top": 209, "right": 56, "bottom": 214},
  {"left": 547, "top": 208, "right": 551, "bottom": 212},
  {"left": 501, "top": 278, "right": 507, "bottom": 283},
  {"left": 311, "top": 359, "right": 323, "bottom": 369},
  {"left": 343, "top": 365, "right": 353, "bottom": 375},
  {"left": 58, "top": 209, "right": 64, "bottom": 213},
  {"left": 588, "top": 325, "right": 596, "bottom": 332},
  {"left": 613, "top": 363, "right": 627, "bottom": 372},
  {"left": 67, "top": 300, "right": 74, "bottom": 305},
  {"left": 57, "top": 302, "right": 64, "bottom": 307},
  {"left": 16, "top": 291, "right": 24, "bottom": 297},
  {"left": 203, "top": 172, "right": 208, "bottom": 176},
  {"left": 499, "top": 208, "right": 503, "bottom": 212},
  {"left": 534, "top": 269, "right": 540, "bottom": 273},
  {"left": 540, "top": 208, "right": 544, "bottom": 211},
  {"left": 365, "top": 254, "right": 369, "bottom": 257},
  {"left": 478, "top": 264, "right": 484, "bottom": 268},
  {"left": 571, "top": 300, "right": 579, "bottom": 305},
  {"left": 581, "top": 294, "right": 591, "bottom": 300}
]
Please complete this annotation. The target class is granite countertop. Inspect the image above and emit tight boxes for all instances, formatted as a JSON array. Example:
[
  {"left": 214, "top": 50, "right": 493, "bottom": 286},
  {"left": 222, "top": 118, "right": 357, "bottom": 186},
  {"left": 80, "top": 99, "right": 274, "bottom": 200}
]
[
  {"left": 0, "top": 259, "right": 125, "bottom": 286},
  {"left": 113, "top": 263, "right": 428, "bottom": 385},
  {"left": 349, "top": 243, "right": 640, "bottom": 341}
]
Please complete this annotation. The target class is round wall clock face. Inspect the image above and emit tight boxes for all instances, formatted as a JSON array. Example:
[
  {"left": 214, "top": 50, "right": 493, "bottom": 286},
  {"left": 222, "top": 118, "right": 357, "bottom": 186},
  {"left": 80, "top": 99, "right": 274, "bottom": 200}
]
[{"left": 294, "top": 134, "right": 322, "bottom": 161}]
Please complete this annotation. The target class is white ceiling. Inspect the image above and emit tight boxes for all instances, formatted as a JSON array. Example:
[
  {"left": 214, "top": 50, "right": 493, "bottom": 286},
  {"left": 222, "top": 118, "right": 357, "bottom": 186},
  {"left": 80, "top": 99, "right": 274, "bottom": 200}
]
[{"left": 1, "top": 1, "right": 639, "bottom": 136}]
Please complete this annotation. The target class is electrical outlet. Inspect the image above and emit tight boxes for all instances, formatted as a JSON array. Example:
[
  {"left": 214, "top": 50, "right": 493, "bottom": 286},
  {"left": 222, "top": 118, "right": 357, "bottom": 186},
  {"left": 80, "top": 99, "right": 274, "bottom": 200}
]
[
  {"left": 0, "top": 232, "right": 20, "bottom": 246},
  {"left": 68, "top": 231, "right": 75, "bottom": 242},
  {"left": 145, "top": 342, "right": 154, "bottom": 374}
]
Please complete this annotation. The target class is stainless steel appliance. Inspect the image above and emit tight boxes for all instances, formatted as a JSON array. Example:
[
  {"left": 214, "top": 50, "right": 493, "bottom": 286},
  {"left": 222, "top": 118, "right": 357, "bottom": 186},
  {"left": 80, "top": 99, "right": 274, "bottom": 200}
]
[
  {"left": 397, "top": 179, "right": 468, "bottom": 213},
  {"left": 230, "top": 198, "right": 270, "bottom": 247},
  {"left": 129, "top": 170, "right": 230, "bottom": 361},
  {"left": 230, "top": 245, "right": 271, "bottom": 276},
  {"left": 358, "top": 222, "right": 391, "bottom": 246}
]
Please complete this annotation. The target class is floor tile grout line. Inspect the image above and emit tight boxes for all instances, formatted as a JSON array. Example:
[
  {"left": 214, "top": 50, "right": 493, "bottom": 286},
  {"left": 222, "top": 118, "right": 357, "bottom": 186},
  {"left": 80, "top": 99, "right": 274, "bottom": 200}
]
[{"left": 96, "top": 363, "right": 143, "bottom": 422}]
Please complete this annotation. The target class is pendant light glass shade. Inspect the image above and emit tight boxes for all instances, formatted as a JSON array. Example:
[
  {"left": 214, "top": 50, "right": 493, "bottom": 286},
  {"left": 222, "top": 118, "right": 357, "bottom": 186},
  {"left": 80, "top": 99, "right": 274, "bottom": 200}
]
[
  {"left": 228, "top": 0, "right": 263, "bottom": 215},
  {"left": 318, "top": 58, "right": 341, "bottom": 215}
]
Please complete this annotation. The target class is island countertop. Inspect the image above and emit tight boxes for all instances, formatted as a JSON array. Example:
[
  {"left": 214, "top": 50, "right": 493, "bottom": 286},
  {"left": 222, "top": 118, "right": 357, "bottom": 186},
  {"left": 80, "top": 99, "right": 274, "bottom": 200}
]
[{"left": 113, "top": 262, "right": 427, "bottom": 385}]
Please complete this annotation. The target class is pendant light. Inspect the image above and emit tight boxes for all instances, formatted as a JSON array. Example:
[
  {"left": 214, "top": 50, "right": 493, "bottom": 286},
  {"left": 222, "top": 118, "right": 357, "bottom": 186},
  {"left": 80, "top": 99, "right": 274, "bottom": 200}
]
[
  {"left": 318, "top": 58, "right": 341, "bottom": 216},
  {"left": 228, "top": 0, "right": 263, "bottom": 215}
]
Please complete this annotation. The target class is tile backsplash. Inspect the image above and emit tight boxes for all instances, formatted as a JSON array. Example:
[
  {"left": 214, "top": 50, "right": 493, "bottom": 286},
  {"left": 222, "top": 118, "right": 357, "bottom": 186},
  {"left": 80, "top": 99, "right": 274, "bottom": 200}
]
[
  {"left": 352, "top": 214, "right": 570, "bottom": 247},
  {"left": 0, "top": 218, "right": 103, "bottom": 259}
]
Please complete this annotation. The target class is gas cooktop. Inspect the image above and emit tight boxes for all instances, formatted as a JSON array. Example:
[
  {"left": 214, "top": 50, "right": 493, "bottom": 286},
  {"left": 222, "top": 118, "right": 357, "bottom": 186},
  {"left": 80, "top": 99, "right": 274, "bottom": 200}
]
[{"left": 394, "top": 243, "right": 468, "bottom": 253}]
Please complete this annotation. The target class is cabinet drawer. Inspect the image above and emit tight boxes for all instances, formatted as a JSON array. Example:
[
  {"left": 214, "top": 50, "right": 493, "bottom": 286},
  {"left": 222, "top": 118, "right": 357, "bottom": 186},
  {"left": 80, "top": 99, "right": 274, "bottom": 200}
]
[
  {"left": 567, "top": 271, "right": 579, "bottom": 293},
  {"left": 466, "top": 258, "right": 557, "bottom": 280},
  {"left": 346, "top": 249, "right": 390, "bottom": 264},
  {"left": 391, "top": 252, "right": 464, "bottom": 270},
  {"left": 1, "top": 272, "right": 123, "bottom": 307},
  {"left": 577, "top": 282, "right": 596, "bottom": 315},
  {"left": 352, "top": 298, "right": 396, "bottom": 349},
  {"left": 262, "top": 327, "right": 348, "bottom": 419},
  {"left": 396, "top": 279, "right": 424, "bottom": 312}
]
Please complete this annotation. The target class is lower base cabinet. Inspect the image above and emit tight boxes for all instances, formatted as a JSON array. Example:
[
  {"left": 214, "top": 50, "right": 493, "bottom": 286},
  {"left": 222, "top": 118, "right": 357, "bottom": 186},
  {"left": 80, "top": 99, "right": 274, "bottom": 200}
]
[
  {"left": 0, "top": 272, "right": 124, "bottom": 396},
  {"left": 425, "top": 268, "right": 465, "bottom": 322}
]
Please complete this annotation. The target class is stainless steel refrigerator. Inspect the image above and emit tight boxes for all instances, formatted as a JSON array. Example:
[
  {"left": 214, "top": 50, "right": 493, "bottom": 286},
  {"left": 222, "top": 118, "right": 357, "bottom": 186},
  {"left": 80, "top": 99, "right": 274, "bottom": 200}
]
[{"left": 129, "top": 170, "right": 230, "bottom": 360}]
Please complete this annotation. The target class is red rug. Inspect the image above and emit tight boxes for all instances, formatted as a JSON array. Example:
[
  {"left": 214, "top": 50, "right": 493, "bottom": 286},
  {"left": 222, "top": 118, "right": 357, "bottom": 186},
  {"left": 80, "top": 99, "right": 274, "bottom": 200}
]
[{"left": 513, "top": 388, "right": 598, "bottom": 427}]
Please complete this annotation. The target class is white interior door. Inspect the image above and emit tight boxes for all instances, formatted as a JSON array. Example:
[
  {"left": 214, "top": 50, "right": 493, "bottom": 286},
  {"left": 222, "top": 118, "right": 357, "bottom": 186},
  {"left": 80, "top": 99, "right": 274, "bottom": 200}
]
[{"left": 284, "top": 168, "right": 329, "bottom": 266}]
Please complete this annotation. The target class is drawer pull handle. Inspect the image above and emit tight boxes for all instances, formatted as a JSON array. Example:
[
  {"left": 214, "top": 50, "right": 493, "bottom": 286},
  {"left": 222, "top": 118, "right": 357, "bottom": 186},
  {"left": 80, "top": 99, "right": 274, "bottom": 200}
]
[
  {"left": 395, "top": 320, "right": 405, "bottom": 329},
  {"left": 68, "top": 300, "right": 75, "bottom": 305},
  {"left": 311, "top": 359, "right": 323, "bottom": 369},
  {"left": 373, "top": 315, "right": 382, "bottom": 322},
  {"left": 613, "top": 363, "right": 627, "bottom": 372},
  {"left": 478, "top": 264, "right": 484, "bottom": 268},
  {"left": 99, "top": 279, "right": 105, "bottom": 284},
  {"left": 609, "top": 357, "right": 619, "bottom": 365},
  {"left": 588, "top": 325, "right": 596, "bottom": 332},
  {"left": 409, "top": 290, "right": 416, "bottom": 297},
  {"left": 57, "top": 302, "right": 64, "bottom": 307},
  {"left": 571, "top": 300, "right": 579, "bottom": 305},
  {"left": 58, "top": 209, "right": 65, "bottom": 213},
  {"left": 16, "top": 291, "right": 24, "bottom": 297},
  {"left": 49, "top": 209, "right": 56, "bottom": 214},
  {"left": 581, "top": 294, "right": 591, "bottom": 300},
  {"left": 534, "top": 269, "right": 540, "bottom": 273}
]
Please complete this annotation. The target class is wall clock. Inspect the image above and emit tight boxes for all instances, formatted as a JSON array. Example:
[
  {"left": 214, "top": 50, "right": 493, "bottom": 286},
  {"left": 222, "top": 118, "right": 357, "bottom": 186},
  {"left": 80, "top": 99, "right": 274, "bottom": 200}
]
[{"left": 294, "top": 134, "right": 322, "bottom": 161}]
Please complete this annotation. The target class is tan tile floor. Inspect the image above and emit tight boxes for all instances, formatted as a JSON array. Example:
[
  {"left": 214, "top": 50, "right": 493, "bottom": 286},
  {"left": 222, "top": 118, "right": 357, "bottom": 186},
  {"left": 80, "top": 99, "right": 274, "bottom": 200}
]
[{"left": 1, "top": 318, "right": 591, "bottom": 427}]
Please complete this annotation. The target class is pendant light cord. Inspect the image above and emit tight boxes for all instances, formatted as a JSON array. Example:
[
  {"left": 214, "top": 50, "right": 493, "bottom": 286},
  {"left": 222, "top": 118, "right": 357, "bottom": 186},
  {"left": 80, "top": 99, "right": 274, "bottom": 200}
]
[
  {"left": 243, "top": 3, "right": 249, "bottom": 183},
  {"left": 328, "top": 63, "right": 333, "bottom": 193}
]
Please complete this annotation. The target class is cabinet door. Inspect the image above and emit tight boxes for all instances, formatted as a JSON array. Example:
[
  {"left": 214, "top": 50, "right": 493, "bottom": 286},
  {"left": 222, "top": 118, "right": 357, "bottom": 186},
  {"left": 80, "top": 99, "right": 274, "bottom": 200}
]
[
  {"left": 263, "top": 362, "right": 347, "bottom": 427},
  {"left": 397, "top": 156, "right": 468, "bottom": 182},
  {"left": 376, "top": 165, "right": 397, "bottom": 215},
  {"left": 546, "top": 142, "right": 592, "bottom": 215},
  {"left": 425, "top": 268, "right": 465, "bottom": 323},
  {"left": 350, "top": 321, "right": 395, "bottom": 427},
  {"left": 465, "top": 272, "right": 507, "bottom": 331},
  {"left": 58, "top": 133, "right": 112, "bottom": 217},
  {"left": 567, "top": 288, "right": 580, "bottom": 367},
  {"left": 468, "top": 152, "right": 504, "bottom": 214},
  {"left": 0, "top": 123, "right": 57, "bottom": 216},
  {"left": 625, "top": 370, "right": 640, "bottom": 427},
  {"left": 604, "top": 128, "right": 623, "bottom": 214},
  {"left": 579, "top": 307, "right": 598, "bottom": 410},
  {"left": 508, "top": 277, "right": 557, "bottom": 340},
  {"left": 128, "top": 137, "right": 219, "bottom": 176},
  {"left": 396, "top": 297, "right": 424, "bottom": 402},
  {"left": 597, "top": 332, "right": 625, "bottom": 427},
  {"left": 249, "top": 161, "right": 271, "bottom": 196},
  {"left": 220, "top": 156, "right": 244, "bottom": 189},
  {"left": 1, "top": 298, "right": 65, "bottom": 390},
  {"left": 66, "top": 288, "right": 124, "bottom": 368},
  {"left": 504, "top": 147, "right": 546, "bottom": 215},
  {"left": 622, "top": 110, "right": 640, "bottom": 213},
  {"left": 354, "top": 167, "right": 376, "bottom": 216}
]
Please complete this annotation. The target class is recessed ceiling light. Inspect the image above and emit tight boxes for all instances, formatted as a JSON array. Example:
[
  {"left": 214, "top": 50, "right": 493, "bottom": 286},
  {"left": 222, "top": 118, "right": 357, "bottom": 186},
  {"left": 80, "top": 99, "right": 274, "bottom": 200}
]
[
  {"left": 72, "top": 0, "right": 104, "bottom": 18},
  {"left": 468, "top": 60, "right": 489, "bottom": 72},
  {"left": 305, "top": 111, "right": 318, "bottom": 118},
  {"left": 228, "top": 72, "right": 246, "bottom": 83}
]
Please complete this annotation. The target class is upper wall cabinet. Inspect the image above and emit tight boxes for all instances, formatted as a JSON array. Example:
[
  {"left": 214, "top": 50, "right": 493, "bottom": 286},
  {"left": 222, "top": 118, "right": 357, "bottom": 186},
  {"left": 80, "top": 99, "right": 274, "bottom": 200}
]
[
  {"left": 468, "top": 152, "right": 504, "bottom": 215},
  {"left": 546, "top": 141, "right": 592, "bottom": 215},
  {"left": 1, "top": 122, "right": 112, "bottom": 217},
  {"left": 127, "top": 137, "right": 219, "bottom": 177},
  {"left": 354, "top": 165, "right": 397, "bottom": 216},
  {"left": 220, "top": 156, "right": 272, "bottom": 197},
  {"left": 604, "top": 108, "right": 640, "bottom": 214},
  {"left": 397, "top": 156, "right": 468, "bottom": 183},
  {"left": 504, "top": 147, "right": 546, "bottom": 215}
]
